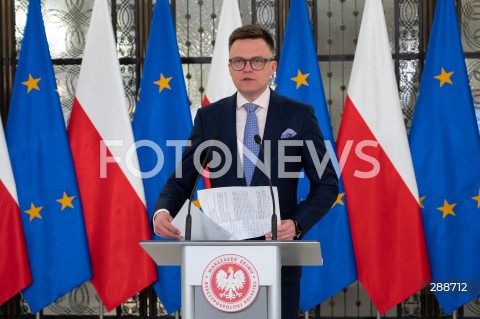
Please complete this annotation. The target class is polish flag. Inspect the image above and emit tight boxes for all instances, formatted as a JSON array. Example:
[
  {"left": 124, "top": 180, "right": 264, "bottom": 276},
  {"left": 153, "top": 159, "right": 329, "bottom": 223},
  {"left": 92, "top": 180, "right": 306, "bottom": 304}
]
[
  {"left": 202, "top": 0, "right": 241, "bottom": 106},
  {"left": 0, "top": 116, "right": 32, "bottom": 304},
  {"left": 336, "top": 0, "right": 430, "bottom": 313},
  {"left": 67, "top": 0, "right": 156, "bottom": 310}
]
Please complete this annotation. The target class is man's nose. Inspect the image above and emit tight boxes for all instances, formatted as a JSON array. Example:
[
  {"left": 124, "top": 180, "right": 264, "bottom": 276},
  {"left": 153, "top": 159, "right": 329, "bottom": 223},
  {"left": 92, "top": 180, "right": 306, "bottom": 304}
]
[{"left": 243, "top": 61, "right": 254, "bottom": 72}]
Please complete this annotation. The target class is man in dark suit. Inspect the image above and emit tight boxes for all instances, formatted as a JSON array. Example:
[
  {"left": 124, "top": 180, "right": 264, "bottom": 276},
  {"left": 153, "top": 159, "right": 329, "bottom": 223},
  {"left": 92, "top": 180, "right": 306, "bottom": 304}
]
[{"left": 153, "top": 24, "right": 338, "bottom": 319}]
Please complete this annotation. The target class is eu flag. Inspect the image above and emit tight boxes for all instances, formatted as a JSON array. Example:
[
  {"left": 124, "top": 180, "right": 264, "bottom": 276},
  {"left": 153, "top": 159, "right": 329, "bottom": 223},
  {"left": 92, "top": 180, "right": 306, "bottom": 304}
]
[
  {"left": 275, "top": 0, "right": 357, "bottom": 311},
  {"left": 409, "top": 0, "right": 480, "bottom": 313},
  {"left": 132, "top": 0, "right": 195, "bottom": 313},
  {"left": 5, "top": 0, "right": 91, "bottom": 313}
]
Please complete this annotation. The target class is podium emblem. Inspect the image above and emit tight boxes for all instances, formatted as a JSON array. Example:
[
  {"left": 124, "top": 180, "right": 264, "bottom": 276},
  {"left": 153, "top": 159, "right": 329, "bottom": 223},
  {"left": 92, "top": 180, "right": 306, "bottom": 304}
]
[{"left": 202, "top": 254, "right": 260, "bottom": 312}]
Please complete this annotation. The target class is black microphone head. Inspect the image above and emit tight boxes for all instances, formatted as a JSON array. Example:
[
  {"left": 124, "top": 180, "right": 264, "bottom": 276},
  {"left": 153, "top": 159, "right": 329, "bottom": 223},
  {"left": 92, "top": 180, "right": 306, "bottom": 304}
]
[{"left": 254, "top": 134, "right": 262, "bottom": 145}]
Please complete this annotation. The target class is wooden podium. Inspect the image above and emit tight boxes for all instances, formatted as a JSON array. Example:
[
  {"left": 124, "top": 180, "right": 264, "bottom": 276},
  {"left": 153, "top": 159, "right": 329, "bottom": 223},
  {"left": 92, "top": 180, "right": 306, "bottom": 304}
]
[{"left": 140, "top": 240, "right": 322, "bottom": 319}]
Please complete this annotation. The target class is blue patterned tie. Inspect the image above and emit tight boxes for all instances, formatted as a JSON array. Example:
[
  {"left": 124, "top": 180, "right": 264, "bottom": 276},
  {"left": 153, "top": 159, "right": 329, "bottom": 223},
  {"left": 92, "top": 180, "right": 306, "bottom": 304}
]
[{"left": 243, "top": 103, "right": 260, "bottom": 186}]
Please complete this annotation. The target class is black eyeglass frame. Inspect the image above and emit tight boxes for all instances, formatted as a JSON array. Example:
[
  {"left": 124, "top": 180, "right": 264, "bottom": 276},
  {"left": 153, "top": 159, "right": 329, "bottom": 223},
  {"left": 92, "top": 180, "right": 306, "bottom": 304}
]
[{"left": 228, "top": 56, "right": 275, "bottom": 71}]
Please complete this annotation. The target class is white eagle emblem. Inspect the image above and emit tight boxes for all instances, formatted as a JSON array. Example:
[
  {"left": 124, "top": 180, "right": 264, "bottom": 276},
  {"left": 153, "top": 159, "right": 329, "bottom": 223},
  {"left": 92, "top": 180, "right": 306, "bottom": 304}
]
[{"left": 215, "top": 266, "right": 246, "bottom": 300}]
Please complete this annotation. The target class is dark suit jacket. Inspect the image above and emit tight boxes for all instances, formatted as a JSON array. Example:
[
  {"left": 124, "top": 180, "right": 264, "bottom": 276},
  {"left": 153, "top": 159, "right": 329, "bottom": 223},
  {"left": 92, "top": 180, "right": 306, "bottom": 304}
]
[{"left": 154, "top": 90, "right": 338, "bottom": 235}]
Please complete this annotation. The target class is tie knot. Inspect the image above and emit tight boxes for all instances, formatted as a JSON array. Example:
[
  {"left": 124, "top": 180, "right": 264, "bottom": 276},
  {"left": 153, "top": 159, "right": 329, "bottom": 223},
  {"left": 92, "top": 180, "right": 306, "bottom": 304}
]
[{"left": 244, "top": 103, "right": 258, "bottom": 113}]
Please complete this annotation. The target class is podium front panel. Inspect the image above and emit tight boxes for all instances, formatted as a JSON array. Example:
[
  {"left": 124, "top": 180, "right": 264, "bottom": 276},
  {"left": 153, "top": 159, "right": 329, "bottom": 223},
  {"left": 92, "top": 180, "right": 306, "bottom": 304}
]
[
  {"left": 182, "top": 244, "right": 281, "bottom": 319},
  {"left": 184, "top": 245, "right": 277, "bottom": 286}
]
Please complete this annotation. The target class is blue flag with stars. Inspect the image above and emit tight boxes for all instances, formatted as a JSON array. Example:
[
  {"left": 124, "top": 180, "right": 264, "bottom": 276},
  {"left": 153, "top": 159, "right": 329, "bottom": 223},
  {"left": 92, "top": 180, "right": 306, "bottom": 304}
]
[
  {"left": 275, "top": 0, "right": 357, "bottom": 311},
  {"left": 5, "top": 0, "right": 91, "bottom": 313},
  {"left": 409, "top": 0, "right": 480, "bottom": 313},
  {"left": 132, "top": 0, "right": 199, "bottom": 313}
]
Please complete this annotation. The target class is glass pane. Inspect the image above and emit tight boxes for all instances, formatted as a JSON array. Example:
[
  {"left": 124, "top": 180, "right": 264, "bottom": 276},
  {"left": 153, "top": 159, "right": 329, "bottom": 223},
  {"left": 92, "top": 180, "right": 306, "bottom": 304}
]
[
  {"left": 39, "top": 0, "right": 93, "bottom": 59},
  {"left": 183, "top": 63, "right": 207, "bottom": 115},
  {"left": 238, "top": 0, "right": 253, "bottom": 25},
  {"left": 461, "top": 0, "right": 480, "bottom": 53},
  {"left": 116, "top": 0, "right": 136, "bottom": 58},
  {"left": 120, "top": 63, "right": 137, "bottom": 119},
  {"left": 176, "top": 0, "right": 190, "bottom": 57},
  {"left": 467, "top": 58, "right": 480, "bottom": 107},
  {"left": 398, "top": 0, "right": 420, "bottom": 54},
  {"left": 466, "top": 58, "right": 480, "bottom": 134},
  {"left": 319, "top": 60, "right": 352, "bottom": 139},
  {"left": 53, "top": 64, "right": 80, "bottom": 125},
  {"left": 15, "top": 0, "right": 135, "bottom": 59},
  {"left": 42, "top": 282, "right": 113, "bottom": 316},
  {"left": 14, "top": 0, "right": 29, "bottom": 53},
  {"left": 399, "top": 59, "right": 421, "bottom": 130},
  {"left": 176, "top": 0, "right": 217, "bottom": 58},
  {"left": 255, "top": 0, "right": 277, "bottom": 40},
  {"left": 316, "top": 0, "right": 365, "bottom": 56}
]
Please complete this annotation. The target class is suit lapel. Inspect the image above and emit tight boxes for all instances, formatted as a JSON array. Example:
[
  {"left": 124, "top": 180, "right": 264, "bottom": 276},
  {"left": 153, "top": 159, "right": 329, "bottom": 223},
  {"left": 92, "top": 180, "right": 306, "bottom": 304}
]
[
  {"left": 214, "top": 93, "right": 245, "bottom": 186},
  {"left": 262, "top": 91, "right": 292, "bottom": 144}
]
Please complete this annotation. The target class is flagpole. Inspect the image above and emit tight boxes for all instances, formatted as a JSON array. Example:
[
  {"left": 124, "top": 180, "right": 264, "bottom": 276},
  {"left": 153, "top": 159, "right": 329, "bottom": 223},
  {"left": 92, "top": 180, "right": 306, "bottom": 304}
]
[
  {"left": 175, "top": 310, "right": 180, "bottom": 319},
  {"left": 304, "top": 310, "right": 309, "bottom": 318},
  {"left": 99, "top": 301, "right": 103, "bottom": 319},
  {"left": 36, "top": 312, "right": 40, "bottom": 319}
]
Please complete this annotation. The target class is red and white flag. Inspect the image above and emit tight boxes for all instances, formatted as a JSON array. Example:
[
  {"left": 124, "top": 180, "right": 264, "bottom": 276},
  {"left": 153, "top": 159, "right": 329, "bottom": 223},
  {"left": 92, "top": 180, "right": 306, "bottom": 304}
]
[
  {"left": 0, "top": 115, "right": 31, "bottom": 304},
  {"left": 202, "top": 0, "right": 242, "bottom": 106},
  {"left": 67, "top": 0, "right": 156, "bottom": 310},
  {"left": 336, "top": 0, "right": 430, "bottom": 313}
]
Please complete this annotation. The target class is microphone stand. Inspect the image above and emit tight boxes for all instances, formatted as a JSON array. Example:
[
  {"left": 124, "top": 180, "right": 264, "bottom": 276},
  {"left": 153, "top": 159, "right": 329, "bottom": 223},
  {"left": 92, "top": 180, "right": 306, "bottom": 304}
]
[
  {"left": 185, "top": 135, "right": 217, "bottom": 241},
  {"left": 254, "top": 135, "right": 277, "bottom": 240}
]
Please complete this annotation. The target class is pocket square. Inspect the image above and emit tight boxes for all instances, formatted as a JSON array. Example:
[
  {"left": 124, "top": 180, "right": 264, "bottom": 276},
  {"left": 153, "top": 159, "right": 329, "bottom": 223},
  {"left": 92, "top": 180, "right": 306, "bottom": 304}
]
[{"left": 280, "top": 128, "right": 297, "bottom": 139}]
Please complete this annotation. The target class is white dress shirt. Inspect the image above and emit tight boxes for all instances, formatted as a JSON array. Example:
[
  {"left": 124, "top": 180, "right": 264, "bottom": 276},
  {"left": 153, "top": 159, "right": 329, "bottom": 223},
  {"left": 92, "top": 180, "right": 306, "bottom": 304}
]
[{"left": 236, "top": 88, "right": 270, "bottom": 164}]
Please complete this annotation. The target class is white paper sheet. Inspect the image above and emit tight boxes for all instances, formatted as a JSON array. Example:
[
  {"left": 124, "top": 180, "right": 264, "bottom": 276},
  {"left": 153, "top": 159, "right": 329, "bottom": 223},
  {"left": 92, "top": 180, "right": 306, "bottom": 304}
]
[
  {"left": 171, "top": 200, "right": 233, "bottom": 240},
  {"left": 197, "top": 186, "right": 281, "bottom": 240}
]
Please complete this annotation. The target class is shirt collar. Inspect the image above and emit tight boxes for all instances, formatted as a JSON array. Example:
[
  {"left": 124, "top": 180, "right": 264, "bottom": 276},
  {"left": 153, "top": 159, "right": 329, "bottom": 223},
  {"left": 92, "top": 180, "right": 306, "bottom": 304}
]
[{"left": 236, "top": 88, "right": 270, "bottom": 110}]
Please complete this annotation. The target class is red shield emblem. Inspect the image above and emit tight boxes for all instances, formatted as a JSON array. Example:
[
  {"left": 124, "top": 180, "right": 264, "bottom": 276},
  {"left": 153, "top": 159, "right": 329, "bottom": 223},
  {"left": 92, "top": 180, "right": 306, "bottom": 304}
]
[{"left": 202, "top": 254, "right": 260, "bottom": 312}]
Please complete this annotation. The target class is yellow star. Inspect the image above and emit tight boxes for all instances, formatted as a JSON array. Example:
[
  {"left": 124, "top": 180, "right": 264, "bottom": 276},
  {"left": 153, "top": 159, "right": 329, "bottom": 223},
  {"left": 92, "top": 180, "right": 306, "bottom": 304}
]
[
  {"left": 419, "top": 196, "right": 426, "bottom": 209},
  {"left": 192, "top": 198, "right": 201, "bottom": 209},
  {"left": 437, "top": 199, "right": 456, "bottom": 219},
  {"left": 56, "top": 192, "right": 76, "bottom": 211},
  {"left": 154, "top": 74, "right": 172, "bottom": 92},
  {"left": 22, "top": 74, "right": 41, "bottom": 93},
  {"left": 434, "top": 68, "right": 454, "bottom": 87},
  {"left": 25, "top": 203, "right": 43, "bottom": 221},
  {"left": 332, "top": 193, "right": 345, "bottom": 208},
  {"left": 472, "top": 189, "right": 480, "bottom": 208},
  {"left": 291, "top": 70, "right": 310, "bottom": 89}
]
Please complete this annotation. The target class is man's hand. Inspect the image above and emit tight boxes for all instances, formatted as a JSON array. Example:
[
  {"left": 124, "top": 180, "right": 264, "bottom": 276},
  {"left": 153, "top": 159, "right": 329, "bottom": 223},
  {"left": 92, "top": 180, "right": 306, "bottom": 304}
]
[
  {"left": 153, "top": 211, "right": 182, "bottom": 240},
  {"left": 265, "top": 219, "right": 296, "bottom": 240}
]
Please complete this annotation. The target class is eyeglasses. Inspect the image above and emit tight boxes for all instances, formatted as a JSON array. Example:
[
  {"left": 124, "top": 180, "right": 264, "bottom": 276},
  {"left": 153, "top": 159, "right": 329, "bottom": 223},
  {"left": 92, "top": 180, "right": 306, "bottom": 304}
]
[{"left": 228, "top": 56, "right": 275, "bottom": 71}]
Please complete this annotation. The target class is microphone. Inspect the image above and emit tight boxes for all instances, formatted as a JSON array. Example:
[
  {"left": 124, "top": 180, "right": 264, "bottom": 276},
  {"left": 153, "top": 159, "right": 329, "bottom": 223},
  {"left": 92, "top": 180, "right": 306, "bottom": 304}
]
[
  {"left": 254, "top": 134, "right": 277, "bottom": 240},
  {"left": 185, "top": 134, "right": 218, "bottom": 241}
]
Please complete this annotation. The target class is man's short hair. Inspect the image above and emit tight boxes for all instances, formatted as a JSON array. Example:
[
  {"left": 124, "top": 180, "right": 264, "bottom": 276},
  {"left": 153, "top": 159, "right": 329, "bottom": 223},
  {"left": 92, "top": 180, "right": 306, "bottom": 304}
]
[{"left": 228, "top": 25, "right": 275, "bottom": 54}]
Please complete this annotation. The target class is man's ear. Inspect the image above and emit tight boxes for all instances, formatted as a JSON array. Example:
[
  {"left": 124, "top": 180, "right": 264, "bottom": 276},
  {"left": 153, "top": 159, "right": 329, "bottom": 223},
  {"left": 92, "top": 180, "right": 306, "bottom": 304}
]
[{"left": 271, "top": 61, "right": 277, "bottom": 76}]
